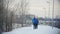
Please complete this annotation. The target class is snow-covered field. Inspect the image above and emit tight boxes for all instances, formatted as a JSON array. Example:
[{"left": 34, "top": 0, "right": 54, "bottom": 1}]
[{"left": 2, "top": 25, "right": 60, "bottom": 34}]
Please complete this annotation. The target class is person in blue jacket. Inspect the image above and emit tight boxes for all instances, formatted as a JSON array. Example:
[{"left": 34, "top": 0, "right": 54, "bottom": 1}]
[{"left": 32, "top": 16, "right": 39, "bottom": 29}]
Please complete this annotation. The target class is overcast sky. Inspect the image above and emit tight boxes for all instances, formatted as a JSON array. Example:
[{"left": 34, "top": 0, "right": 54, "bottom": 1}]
[{"left": 28, "top": 0, "right": 60, "bottom": 18}]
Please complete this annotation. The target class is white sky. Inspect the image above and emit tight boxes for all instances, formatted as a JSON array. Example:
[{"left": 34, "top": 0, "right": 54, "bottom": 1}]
[{"left": 28, "top": 0, "right": 60, "bottom": 18}]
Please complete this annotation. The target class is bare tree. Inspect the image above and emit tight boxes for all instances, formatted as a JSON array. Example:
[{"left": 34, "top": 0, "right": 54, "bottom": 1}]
[
  {"left": 2, "top": 0, "right": 14, "bottom": 32},
  {"left": 20, "top": 0, "right": 29, "bottom": 27},
  {"left": 0, "top": 0, "right": 3, "bottom": 33},
  {"left": 14, "top": 0, "right": 29, "bottom": 27},
  {"left": 5, "top": 0, "right": 15, "bottom": 32}
]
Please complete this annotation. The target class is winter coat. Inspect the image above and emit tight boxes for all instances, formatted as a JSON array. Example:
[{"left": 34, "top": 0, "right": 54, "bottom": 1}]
[{"left": 32, "top": 17, "right": 38, "bottom": 24}]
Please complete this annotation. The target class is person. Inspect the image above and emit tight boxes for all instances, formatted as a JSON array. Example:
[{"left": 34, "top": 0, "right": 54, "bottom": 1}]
[{"left": 32, "top": 16, "right": 39, "bottom": 29}]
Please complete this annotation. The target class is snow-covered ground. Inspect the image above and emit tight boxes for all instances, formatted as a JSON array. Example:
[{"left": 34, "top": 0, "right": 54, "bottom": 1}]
[{"left": 2, "top": 25, "right": 60, "bottom": 34}]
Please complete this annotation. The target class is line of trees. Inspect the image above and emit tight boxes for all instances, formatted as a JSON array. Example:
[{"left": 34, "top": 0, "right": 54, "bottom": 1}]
[
  {"left": 0, "top": 0, "right": 29, "bottom": 33},
  {"left": 19, "top": 0, "right": 29, "bottom": 27},
  {"left": 11, "top": 0, "right": 29, "bottom": 27},
  {"left": 0, "top": 0, "right": 14, "bottom": 32}
]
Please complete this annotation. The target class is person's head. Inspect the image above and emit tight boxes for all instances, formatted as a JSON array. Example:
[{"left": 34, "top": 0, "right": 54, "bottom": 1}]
[
  {"left": 34, "top": 16, "right": 35, "bottom": 18},
  {"left": 34, "top": 16, "right": 38, "bottom": 19}
]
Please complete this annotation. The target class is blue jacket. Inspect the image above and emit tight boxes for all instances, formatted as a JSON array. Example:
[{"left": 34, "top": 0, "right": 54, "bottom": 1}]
[{"left": 32, "top": 17, "right": 38, "bottom": 24}]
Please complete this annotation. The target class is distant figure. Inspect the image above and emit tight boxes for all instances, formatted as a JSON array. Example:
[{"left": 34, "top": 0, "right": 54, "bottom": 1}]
[{"left": 32, "top": 16, "right": 39, "bottom": 29}]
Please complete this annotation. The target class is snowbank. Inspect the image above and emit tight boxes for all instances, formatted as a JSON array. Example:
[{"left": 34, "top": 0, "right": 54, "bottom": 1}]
[{"left": 2, "top": 25, "right": 60, "bottom": 34}]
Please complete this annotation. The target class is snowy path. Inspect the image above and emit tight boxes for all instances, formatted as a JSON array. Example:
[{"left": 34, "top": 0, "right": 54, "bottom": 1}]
[{"left": 2, "top": 25, "right": 60, "bottom": 34}]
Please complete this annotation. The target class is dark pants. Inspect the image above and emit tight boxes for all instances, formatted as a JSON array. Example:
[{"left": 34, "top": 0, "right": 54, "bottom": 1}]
[{"left": 33, "top": 23, "right": 38, "bottom": 29}]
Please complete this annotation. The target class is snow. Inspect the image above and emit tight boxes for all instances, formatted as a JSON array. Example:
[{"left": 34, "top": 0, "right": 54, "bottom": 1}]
[{"left": 2, "top": 25, "right": 60, "bottom": 34}]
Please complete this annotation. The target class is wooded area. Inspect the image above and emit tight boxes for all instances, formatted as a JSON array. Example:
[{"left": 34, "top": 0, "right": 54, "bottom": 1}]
[{"left": 0, "top": 0, "right": 29, "bottom": 34}]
